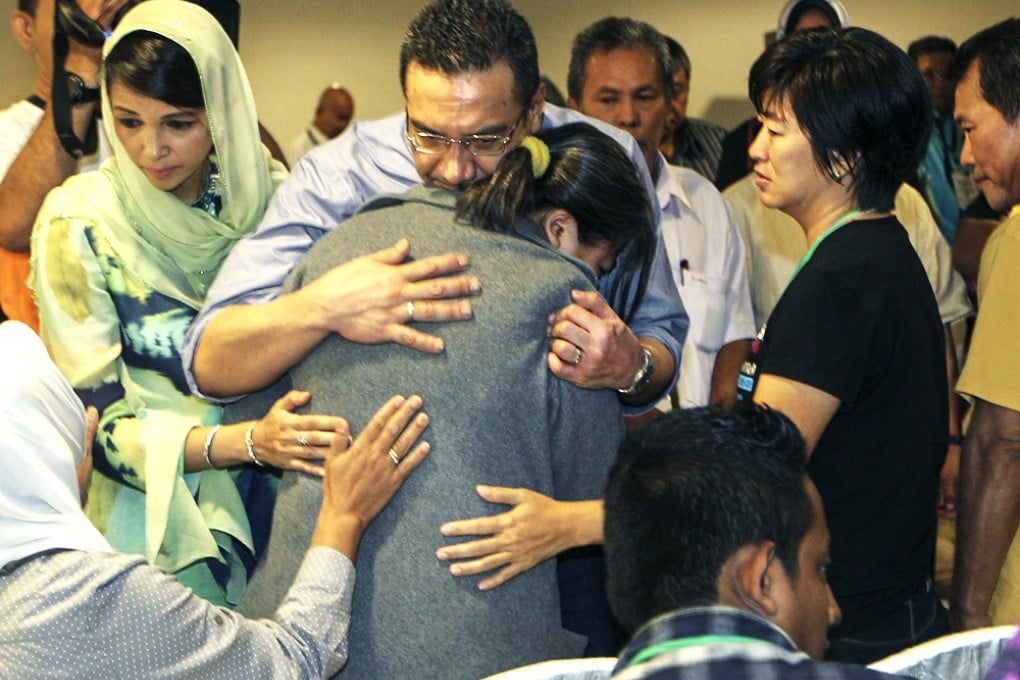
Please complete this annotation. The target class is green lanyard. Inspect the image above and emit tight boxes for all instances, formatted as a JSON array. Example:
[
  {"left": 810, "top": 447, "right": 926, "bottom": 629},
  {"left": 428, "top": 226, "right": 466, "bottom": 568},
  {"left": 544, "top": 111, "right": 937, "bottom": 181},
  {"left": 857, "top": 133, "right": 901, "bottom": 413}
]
[
  {"left": 626, "top": 634, "right": 764, "bottom": 667},
  {"left": 789, "top": 208, "right": 865, "bottom": 281}
]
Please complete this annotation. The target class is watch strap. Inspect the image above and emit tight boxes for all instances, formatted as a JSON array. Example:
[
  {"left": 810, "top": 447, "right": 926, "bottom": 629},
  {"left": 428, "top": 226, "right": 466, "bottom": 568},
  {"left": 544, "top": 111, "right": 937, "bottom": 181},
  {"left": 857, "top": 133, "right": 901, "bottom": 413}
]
[
  {"left": 50, "top": 25, "right": 99, "bottom": 159},
  {"left": 618, "top": 347, "right": 654, "bottom": 396}
]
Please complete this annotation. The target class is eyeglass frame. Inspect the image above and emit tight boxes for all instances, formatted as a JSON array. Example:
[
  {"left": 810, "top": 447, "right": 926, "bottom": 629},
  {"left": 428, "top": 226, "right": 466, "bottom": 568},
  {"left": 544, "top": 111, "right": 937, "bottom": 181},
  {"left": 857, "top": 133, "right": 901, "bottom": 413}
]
[{"left": 405, "top": 109, "right": 528, "bottom": 157}]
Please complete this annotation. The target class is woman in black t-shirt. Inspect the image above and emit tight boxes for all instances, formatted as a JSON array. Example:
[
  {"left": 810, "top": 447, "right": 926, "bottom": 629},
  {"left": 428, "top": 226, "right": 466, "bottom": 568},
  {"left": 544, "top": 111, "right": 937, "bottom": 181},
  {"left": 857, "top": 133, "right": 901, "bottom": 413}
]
[{"left": 735, "top": 27, "right": 950, "bottom": 664}]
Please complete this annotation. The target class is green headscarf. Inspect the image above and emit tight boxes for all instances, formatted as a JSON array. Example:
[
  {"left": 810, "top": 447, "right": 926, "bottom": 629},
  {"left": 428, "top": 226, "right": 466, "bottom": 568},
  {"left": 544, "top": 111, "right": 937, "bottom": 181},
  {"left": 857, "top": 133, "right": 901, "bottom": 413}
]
[{"left": 89, "top": 0, "right": 286, "bottom": 304}]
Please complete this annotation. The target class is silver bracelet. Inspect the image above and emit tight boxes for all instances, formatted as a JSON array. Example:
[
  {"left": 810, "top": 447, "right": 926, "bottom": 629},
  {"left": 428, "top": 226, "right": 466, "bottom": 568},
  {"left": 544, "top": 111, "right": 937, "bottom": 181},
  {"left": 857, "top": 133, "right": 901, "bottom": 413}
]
[
  {"left": 202, "top": 425, "right": 222, "bottom": 469},
  {"left": 244, "top": 423, "right": 265, "bottom": 467}
]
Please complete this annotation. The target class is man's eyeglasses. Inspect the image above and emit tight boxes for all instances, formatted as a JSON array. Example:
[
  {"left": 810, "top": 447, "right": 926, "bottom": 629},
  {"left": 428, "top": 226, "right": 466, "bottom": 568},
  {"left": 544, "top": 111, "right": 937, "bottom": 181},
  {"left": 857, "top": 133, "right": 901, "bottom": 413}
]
[{"left": 406, "top": 110, "right": 527, "bottom": 157}]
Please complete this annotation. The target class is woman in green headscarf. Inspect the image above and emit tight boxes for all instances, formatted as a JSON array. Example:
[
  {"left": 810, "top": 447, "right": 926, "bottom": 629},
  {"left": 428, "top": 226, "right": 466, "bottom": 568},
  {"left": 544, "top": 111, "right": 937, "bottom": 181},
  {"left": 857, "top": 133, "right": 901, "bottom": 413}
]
[{"left": 29, "top": 0, "right": 347, "bottom": 605}]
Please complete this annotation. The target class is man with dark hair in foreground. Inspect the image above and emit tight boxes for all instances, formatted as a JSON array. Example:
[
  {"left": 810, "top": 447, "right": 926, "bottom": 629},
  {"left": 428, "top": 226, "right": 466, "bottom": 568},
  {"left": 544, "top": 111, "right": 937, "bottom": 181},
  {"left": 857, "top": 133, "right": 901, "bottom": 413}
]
[{"left": 603, "top": 405, "right": 907, "bottom": 679}]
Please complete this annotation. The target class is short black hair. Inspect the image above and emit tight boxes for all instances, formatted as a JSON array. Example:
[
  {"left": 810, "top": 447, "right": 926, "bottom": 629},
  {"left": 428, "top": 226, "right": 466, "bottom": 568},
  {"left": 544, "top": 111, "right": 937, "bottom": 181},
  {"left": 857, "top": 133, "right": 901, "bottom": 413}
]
[
  {"left": 951, "top": 18, "right": 1020, "bottom": 123},
  {"left": 105, "top": 30, "right": 204, "bottom": 109},
  {"left": 567, "top": 16, "right": 672, "bottom": 104},
  {"left": 604, "top": 404, "right": 813, "bottom": 633},
  {"left": 18, "top": 0, "right": 36, "bottom": 16},
  {"left": 399, "top": 0, "right": 539, "bottom": 109},
  {"left": 749, "top": 27, "right": 930, "bottom": 212},
  {"left": 908, "top": 35, "right": 956, "bottom": 62},
  {"left": 663, "top": 35, "right": 691, "bottom": 79}
]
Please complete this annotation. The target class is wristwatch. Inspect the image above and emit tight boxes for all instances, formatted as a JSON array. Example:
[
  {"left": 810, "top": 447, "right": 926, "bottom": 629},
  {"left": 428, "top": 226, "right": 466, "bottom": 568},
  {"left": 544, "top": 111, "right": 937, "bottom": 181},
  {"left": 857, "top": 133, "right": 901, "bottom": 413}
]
[
  {"left": 618, "top": 346, "right": 654, "bottom": 396},
  {"left": 65, "top": 73, "right": 100, "bottom": 106}
]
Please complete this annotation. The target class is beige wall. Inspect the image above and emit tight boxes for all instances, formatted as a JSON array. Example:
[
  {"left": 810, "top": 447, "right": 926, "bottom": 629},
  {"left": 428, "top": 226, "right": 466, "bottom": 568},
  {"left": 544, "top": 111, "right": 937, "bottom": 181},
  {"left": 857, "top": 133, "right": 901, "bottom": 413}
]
[{"left": 1, "top": 1, "right": 1015, "bottom": 147}]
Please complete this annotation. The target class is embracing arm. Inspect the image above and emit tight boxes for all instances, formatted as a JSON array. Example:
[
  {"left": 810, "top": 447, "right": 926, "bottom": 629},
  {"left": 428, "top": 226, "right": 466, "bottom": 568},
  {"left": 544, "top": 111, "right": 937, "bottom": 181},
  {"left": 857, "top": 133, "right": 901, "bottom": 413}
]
[
  {"left": 949, "top": 398, "right": 1020, "bottom": 631},
  {"left": 191, "top": 239, "right": 480, "bottom": 398}
]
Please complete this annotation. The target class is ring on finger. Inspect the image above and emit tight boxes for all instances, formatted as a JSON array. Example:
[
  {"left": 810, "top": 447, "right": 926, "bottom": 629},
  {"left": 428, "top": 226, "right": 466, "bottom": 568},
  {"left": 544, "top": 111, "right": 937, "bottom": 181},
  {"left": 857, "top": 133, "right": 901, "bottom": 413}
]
[
  {"left": 297, "top": 433, "right": 311, "bottom": 447},
  {"left": 573, "top": 348, "right": 584, "bottom": 365},
  {"left": 388, "top": 447, "right": 401, "bottom": 465},
  {"left": 407, "top": 301, "right": 415, "bottom": 322}
]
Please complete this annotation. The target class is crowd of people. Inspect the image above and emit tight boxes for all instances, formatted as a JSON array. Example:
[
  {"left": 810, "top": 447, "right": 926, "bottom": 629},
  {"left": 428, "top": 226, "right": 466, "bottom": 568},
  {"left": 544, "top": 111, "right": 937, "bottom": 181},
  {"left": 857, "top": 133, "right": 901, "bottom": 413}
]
[{"left": 0, "top": 0, "right": 1018, "bottom": 677}]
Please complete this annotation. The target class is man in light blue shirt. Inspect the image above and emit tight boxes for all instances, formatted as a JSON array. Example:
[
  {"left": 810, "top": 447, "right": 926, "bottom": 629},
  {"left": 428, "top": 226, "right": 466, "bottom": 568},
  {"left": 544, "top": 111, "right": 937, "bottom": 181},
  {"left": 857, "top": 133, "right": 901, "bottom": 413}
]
[{"left": 182, "top": 0, "right": 687, "bottom": 416}]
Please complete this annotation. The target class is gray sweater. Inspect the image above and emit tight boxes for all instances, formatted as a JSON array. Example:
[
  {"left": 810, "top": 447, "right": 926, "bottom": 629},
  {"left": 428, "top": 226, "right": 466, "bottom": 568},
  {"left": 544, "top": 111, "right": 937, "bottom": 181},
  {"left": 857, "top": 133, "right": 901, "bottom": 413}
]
[{"left": 236, "top": 186, "right": 624, "bottom": 678}]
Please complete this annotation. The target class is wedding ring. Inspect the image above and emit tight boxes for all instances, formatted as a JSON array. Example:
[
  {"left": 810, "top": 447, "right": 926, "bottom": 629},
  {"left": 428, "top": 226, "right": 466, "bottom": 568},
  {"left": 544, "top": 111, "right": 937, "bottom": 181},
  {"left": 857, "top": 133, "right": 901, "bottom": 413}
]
[
  {"left": 407, "top": 301, "right": 415, "bottom": 322},
  {"left": 297, "top": 433, "right": 311, "bottom": 447},
  {"left": 574, "top": 348, "right": 584, "bottom": 365},
  {"left": 388, "top": 448, "right": 401, "bottom": 465}
]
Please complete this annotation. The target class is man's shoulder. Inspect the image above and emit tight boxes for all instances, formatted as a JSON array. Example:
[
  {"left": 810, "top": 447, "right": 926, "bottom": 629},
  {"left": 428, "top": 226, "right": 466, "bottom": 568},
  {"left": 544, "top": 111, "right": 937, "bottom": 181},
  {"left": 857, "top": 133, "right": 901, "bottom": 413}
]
[
  {"left": 684, "top": 117, "right": 728, "bottom": 141},
  {"left": 541, "top": 104, "right": 643, "bottom": 157},
  {"left": 613, "top": 608, "right": 903, "bottom": 680},
  {"left": 980, "top": 208, "right": 1020, "bottom": 272}
]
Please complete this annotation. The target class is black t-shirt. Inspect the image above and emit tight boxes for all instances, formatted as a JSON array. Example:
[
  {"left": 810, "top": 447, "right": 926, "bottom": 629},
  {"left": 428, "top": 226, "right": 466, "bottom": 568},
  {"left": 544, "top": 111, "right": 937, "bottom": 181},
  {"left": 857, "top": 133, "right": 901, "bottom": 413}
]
[{"left": 738, "top": 216, "right": 947, "bottom": 637}]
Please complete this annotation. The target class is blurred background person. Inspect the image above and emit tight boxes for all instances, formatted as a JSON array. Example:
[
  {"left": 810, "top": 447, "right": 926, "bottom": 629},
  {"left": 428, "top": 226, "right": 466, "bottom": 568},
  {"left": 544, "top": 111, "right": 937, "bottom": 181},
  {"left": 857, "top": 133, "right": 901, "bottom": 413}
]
[
  {"left": 658, "top": 34, "right": 726, "bottom": 182},
  {"left": 284, "top": 82, "right": 354, "bottom": 166},
  {"left": 908, "top": 35, "right": 977, "bottom": 244},
  {"left": 714, "top": 0, "right": 849, "bottom": 192}
]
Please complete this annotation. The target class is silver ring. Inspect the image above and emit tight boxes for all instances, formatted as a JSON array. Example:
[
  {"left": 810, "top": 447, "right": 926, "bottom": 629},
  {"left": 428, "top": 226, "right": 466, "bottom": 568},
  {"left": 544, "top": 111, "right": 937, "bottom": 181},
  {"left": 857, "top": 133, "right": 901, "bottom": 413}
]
[
  {"left": 297, "top": 433, "right": 311, "bottom": 447},
  {"left": 388, "top": 448, "right": 401, "bottom": 465},
  {"left": 574, "top": 348, "right": 584, "bottom": 365},
  {"left": 407, "top": 301, "right": 415, "bottom": 322}
]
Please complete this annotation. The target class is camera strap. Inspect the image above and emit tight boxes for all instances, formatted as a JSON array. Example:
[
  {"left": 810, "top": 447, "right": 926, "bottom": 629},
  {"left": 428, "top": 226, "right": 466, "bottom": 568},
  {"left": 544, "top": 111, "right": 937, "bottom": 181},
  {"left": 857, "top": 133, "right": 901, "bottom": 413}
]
[{"left": 50, "top": 23, "right": 99, "bottom": 159}]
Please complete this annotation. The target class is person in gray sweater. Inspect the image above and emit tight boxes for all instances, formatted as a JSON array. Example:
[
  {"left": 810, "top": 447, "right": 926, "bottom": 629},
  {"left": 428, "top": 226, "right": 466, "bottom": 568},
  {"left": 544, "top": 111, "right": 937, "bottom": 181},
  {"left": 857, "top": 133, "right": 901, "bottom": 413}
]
[{"left": 237, "top": 124, "right": 654, "bottom": 678}]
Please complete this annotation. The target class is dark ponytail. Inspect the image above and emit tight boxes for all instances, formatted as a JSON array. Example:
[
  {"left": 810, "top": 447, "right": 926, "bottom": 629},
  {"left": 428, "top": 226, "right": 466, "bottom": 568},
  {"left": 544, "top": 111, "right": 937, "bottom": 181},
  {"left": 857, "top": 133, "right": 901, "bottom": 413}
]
[{"left": 457, "top": 122, "right": 654, "bottom": 321}]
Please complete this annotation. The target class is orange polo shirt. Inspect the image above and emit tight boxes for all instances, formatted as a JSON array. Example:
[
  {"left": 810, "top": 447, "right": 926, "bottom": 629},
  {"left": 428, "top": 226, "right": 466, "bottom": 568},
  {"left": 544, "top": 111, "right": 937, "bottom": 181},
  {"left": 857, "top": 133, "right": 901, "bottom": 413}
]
[{"left": 0, "top": 247, "right": 39, "bottom": 331}]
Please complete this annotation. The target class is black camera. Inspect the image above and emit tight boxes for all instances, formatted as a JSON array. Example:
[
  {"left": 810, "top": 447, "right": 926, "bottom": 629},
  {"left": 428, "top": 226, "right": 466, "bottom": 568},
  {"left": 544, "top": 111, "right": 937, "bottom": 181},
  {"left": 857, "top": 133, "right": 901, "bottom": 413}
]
[{"left": 54, "top": 0, "right": 142, "bottom": 48}]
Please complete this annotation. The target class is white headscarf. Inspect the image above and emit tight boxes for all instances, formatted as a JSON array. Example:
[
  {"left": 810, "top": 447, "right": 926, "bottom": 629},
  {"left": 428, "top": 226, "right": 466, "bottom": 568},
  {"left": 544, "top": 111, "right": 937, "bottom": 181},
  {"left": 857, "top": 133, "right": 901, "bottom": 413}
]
[{"left": 0, "top": 322, "right": 112, "bottom": 568}]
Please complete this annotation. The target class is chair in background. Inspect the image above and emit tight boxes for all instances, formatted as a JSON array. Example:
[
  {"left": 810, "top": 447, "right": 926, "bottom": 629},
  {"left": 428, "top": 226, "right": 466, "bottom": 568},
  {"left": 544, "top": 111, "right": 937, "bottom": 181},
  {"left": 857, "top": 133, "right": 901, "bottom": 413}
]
[
  {"left": 867, "top": 625, "right": 1015, "bottom": 678},
  {"left": 482, "top": 657, "right": 617, "bottom": 680}
]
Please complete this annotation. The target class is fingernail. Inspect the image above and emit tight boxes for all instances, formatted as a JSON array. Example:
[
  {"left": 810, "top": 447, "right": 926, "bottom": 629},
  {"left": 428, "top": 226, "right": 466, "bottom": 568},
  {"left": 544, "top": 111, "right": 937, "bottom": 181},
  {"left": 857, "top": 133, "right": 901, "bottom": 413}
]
[
  {"left": 450, "top": 564, "right": 462, "bottom": 575},
  {"left": 436, "top": 549, "right": 447, "bottom": 560}
]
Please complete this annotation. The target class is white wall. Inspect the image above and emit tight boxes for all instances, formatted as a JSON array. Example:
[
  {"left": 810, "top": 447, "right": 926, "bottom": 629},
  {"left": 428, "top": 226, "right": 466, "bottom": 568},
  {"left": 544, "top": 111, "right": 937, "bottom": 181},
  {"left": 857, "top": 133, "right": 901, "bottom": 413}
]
[{"left": 1, "top": 1, "right": 1015, "bottom": 146}]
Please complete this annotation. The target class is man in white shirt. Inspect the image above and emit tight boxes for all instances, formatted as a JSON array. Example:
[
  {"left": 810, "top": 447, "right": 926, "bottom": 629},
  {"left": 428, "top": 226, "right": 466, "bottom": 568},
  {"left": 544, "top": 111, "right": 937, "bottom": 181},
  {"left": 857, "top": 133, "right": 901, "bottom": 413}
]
[{"left": 567, "top": 16, "right": 754, "bottom": 407}]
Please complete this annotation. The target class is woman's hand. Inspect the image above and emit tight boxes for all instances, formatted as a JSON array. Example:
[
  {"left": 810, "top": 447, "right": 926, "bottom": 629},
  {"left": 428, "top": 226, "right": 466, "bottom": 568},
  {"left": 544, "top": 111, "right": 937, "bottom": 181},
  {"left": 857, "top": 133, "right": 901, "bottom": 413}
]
[
  {"left": 313, "top": 394, "right": 431, "bottom": 558},
  {"left": 78, "top": 406, "right": 99, "bottom": 506},
  {"left": 252, "top": 390, "right": 351, "bottom": 477},
  {"left": 436, "top": 486, "right": 604, "bottom": 591}
]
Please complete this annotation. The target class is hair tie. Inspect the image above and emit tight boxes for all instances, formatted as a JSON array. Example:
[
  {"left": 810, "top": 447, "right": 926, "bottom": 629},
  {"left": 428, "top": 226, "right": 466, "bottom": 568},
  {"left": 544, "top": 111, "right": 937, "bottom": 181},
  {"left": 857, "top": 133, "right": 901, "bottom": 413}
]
[{"left": 520, "top": 136, "right": 550, "bottom": 178}]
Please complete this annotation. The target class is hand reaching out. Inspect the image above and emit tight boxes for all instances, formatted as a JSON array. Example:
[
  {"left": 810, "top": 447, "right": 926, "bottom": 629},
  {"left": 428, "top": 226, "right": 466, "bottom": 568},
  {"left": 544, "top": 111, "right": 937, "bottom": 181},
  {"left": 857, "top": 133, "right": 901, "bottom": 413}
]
[{"left": 436, "top": 485, "right": 602, "bottom": 591}]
